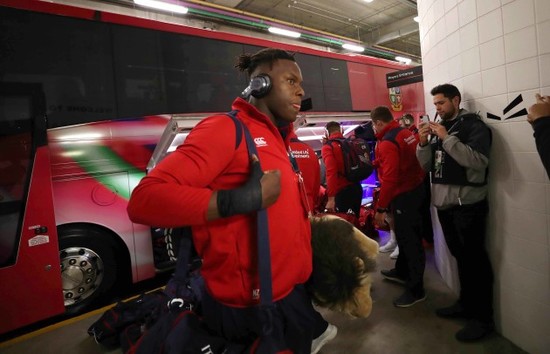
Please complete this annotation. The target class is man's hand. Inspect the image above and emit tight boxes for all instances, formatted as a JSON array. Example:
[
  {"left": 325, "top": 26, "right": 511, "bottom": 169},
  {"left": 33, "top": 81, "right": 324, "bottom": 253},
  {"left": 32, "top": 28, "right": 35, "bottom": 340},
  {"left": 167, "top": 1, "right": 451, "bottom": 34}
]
[
  {"left": 417, "top": 122, "right": 431, "bottom": 146},
  {"left": 428, "top": 121, "right": 449, "bottom": 140},
  {"left": 324, "top": 197, "right": 336, "bottom": 212},
  {"left": 528, "top": 94, "right": 550, "bottom": 124},
  {"left": 216, "top": 154, "right": 280, "bottom": 217},
  {"left": 374, "top": 211, "right": 387, "bottom": 228},
  {"left": 259, "top": 168, "right": 281, "bottom": 208}
]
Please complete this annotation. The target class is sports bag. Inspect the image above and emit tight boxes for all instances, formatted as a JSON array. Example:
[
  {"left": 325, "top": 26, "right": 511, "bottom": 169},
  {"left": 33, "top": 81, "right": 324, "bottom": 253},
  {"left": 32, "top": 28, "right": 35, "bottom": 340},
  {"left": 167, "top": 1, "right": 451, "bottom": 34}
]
[{"left": 328, "top": 137, "right": 373, "bottom": 182}]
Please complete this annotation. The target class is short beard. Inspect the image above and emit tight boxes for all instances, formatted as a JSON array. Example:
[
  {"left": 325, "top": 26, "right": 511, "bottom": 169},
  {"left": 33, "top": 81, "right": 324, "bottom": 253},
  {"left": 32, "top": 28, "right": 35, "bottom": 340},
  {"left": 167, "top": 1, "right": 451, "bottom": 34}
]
[{"left": 441, "top": 108, "right": 457, "bottom": 121}]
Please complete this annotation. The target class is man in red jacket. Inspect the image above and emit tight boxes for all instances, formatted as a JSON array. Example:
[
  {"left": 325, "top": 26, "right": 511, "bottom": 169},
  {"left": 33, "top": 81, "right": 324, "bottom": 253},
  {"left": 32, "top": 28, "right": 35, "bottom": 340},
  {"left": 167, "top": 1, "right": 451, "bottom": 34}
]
[
  {"left": 321, "top": 121, "right": 363, "bottom": 216},
  {"left": 127, "top": 48, "right": 335, "bottom": 353},
  {"left": 371, "top": 105, "right": 427, "bottom": 307},
  {"left": 289, "top": 131, "right": 321, "bottom": 213}
]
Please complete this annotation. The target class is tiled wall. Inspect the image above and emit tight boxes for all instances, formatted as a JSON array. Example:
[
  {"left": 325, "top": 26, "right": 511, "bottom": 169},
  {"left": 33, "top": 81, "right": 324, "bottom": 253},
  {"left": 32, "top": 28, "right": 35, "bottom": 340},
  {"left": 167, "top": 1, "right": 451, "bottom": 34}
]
[{"left": 417, "top": 0, "right": 550, "bottom": 353}]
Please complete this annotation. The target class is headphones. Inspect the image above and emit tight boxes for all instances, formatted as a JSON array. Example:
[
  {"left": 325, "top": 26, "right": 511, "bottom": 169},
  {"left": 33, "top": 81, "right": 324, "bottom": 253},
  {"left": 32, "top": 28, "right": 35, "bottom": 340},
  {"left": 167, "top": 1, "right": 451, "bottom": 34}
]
[{"left": 241, "top": 73, "right": 272, "bottom": 99}]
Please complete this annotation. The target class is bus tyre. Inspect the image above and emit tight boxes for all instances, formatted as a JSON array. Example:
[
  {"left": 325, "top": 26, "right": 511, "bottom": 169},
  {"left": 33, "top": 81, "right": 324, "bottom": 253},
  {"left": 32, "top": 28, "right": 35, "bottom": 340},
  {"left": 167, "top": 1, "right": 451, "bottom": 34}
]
[{"left": 58, "top": 225, "right": 117, "bottom": 315}]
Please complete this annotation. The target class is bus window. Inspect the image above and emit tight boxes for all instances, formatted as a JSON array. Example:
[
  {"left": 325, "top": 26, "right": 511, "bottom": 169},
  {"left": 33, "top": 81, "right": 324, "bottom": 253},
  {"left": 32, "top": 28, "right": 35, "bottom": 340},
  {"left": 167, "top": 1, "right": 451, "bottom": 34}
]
[{"left": 0, "top": 95, "right": 33, "bottom": 266}]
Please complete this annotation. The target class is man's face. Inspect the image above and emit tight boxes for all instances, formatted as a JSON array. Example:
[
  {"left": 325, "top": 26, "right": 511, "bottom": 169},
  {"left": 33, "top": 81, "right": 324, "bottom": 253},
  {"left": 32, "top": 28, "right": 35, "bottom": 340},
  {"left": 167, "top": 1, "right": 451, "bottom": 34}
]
[
  {"left": 433, "top": 93, "right": 459, "bottom": 121},
  {"left": 254, "top": 59, "right": 304, "bottom": 124},
  {"left": 371, "top": 119, "right": 384, "bottom": 134}
]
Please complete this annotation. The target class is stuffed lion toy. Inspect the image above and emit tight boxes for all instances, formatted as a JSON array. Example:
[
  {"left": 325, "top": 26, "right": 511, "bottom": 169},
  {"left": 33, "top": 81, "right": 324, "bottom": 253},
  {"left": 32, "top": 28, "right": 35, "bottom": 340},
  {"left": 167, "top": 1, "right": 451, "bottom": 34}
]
[{"left": 307, "top": 214, "right": 379, "bottom": 318}]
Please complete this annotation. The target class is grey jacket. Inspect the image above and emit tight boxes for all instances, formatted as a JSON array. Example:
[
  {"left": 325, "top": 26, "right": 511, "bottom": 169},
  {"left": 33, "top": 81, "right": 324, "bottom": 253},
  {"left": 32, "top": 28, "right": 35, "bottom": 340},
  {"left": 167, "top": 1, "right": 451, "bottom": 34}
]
[{"left": 416, "top": 109, "right": 491, "bottom": 210}]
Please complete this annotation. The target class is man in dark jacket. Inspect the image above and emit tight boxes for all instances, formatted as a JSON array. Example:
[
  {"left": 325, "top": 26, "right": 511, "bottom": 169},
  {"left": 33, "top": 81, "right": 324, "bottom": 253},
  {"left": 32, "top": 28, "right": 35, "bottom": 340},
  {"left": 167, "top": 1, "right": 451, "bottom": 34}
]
[
  {"left": 528, "top": 93, "right": 550, "bottom": 178},
  {"left": 417, "top": 83, "right": 494, "bottom": 342}
]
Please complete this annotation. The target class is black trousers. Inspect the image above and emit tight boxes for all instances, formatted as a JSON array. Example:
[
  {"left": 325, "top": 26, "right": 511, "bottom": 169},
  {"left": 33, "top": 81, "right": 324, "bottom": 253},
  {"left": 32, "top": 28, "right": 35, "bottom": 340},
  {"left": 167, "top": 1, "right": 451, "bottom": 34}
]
[
  {"left": 201, "top": 284, "right": 327, "bottom": 354},
  {"left": 392, "top": 182, "right": 426, "bottom": 297},
  {"left": 437, "top": 199, "right": 494, "bottom": 323},
  {"left": 335, "top": 182, "right": 363, "bottom": 216}
]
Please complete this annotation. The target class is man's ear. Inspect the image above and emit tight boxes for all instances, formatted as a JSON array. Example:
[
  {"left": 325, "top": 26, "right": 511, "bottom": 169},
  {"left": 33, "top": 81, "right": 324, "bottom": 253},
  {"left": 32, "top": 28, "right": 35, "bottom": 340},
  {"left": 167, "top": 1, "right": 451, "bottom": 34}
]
[{"left": 452, "top": 96, "right": 460, "bottom": 108}]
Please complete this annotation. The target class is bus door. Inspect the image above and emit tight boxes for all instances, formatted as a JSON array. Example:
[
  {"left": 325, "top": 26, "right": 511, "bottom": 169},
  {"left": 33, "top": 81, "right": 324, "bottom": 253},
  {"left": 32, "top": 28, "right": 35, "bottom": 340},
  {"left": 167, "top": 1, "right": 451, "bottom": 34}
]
[{"left": 0, "top": 83, "right": 64, "bottom": 334}]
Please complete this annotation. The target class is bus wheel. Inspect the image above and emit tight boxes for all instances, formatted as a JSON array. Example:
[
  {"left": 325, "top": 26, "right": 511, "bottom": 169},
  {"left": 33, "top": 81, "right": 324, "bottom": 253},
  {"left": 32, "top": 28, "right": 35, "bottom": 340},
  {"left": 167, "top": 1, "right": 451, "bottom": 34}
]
[{"left": 58, "top": 225, "right": 117, "bottom": 315}]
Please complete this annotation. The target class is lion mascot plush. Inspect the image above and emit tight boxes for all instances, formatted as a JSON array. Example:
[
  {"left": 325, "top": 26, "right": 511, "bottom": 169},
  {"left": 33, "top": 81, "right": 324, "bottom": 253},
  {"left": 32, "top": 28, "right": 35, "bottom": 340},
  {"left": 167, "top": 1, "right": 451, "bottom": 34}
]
[{"left": 307, "top": 214, "right": 379, "bottom": 318}]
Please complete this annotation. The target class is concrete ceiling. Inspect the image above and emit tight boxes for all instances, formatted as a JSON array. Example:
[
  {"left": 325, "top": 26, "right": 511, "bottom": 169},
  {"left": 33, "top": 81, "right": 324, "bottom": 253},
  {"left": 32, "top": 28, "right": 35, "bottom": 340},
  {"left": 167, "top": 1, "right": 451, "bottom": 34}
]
[
  {"left": 208, "top": 0, "right": 420, "bottom": 59},
  {"left": 78, "top": 0, "right": 421, "bottom": 62}
]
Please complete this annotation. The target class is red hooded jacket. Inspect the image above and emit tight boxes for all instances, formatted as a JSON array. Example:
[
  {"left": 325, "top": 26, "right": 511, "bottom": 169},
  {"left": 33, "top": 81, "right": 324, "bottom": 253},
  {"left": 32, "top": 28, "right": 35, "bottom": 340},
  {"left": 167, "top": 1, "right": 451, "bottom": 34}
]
[
  {"left": 374, "top": 120, "right": 425, "bottom": 209},
  {"left": 321, "top": 131, "right": 354, "bottom": 197},
  {"left": 289, "top": 132, "right": 320, "bottom": 212},
  {"left": 127, "top": 98, "right": 312, "bottom": 307}
]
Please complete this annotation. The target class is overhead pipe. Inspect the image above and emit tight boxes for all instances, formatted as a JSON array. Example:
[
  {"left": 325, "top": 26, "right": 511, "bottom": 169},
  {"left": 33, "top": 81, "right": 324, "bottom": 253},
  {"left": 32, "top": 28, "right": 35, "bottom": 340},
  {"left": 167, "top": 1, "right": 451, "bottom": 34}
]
[{"left": 183, "top": 1, "right": 413, "bottom": 60}]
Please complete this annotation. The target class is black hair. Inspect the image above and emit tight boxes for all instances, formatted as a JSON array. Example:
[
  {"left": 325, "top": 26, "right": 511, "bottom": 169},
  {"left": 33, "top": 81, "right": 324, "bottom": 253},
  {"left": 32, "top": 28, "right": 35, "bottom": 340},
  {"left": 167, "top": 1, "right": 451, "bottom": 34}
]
[
  {"left": 370, "top": 105, "right": 394, "bottom": 123},
  {"left": 235, "top": 48, "right": 296, "bottom": 76},
  {"left": 430, "top": 83, "right": 461, "bottom": 104},
  {"left": 325, "top": 121, "right": 341, "bottom": 134}
]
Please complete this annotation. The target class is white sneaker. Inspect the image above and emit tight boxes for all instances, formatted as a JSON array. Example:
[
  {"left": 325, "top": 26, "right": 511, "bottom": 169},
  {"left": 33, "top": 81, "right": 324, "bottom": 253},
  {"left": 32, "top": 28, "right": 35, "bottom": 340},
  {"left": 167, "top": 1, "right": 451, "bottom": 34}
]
[
  {"left": 311, "top": 323, "right": 338, "bottom": 354},
  {"left": 379, "top": 239, "right": 397, "bottom": 253},
  {"left": 390, "top": 245, "right": 399, "bottom": 259}
]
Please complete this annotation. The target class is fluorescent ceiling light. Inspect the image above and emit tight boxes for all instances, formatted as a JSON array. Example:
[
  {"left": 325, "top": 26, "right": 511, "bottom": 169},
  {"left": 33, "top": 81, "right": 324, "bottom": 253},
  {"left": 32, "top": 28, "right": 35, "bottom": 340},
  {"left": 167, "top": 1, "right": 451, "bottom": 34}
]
[
  {"left": 134, "top": 0, "right": 188, "bottom": 14},
  {"left": 413, "top": 16, "right": 419, "bottom": 22},
  {"left": 363, "top": 0, "right": 374, "bottom": 3},
  {"left": 268, "top": 26, "right": 301, "bottom": 38},
  {"left": 395, "top": 56, "right": 412, "bottom": 64},
  {"left": 342, "top": 43, "right": 365, "bottom": 52}
]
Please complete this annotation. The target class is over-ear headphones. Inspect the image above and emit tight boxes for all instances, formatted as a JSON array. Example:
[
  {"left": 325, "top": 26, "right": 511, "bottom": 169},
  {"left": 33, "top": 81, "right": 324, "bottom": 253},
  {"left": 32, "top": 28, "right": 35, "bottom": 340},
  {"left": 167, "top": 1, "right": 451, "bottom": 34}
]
[{"left": 241, "top": 73, "right": 272, "bottom": 99}]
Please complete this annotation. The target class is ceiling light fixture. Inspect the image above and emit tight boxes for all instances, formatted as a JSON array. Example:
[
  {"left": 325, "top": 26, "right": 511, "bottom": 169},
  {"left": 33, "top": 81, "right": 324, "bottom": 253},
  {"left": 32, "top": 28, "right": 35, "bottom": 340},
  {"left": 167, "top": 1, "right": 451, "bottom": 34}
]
[
  {"left": 395, "top": 56, "right": 412, "bottom": 64},
  {"left": 134, "top": 0, "right": 189, "bottom": 14},
  {"left": 413, "top": 16, "right": 419, "bottom": 22},
  {"left": 268, "top": 26, "right": 301, "bottom": 38},
  {"left": 363, "top": 0, "right": 375, "bottom": 3},
  {"left": 342, "top": 43, "right": 365, "bottom": 52}
]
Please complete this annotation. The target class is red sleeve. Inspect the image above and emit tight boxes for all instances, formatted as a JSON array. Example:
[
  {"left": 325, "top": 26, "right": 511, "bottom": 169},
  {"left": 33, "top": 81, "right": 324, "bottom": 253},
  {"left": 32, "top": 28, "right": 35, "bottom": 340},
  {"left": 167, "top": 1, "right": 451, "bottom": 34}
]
[
  {"left": 321, "top": 141, "right": 342, "bottom": 197},
  {"left": 376, "top": 140, "right": 400, "bottom": 208},
  {"left": 127, "top": 116, "right": 239, "bottom": 228}
]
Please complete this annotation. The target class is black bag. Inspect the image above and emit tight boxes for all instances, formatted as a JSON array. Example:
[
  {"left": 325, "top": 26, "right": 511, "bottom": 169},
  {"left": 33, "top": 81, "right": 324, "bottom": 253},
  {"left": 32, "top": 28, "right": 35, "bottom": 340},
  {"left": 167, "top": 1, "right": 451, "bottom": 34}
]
[
  {"left": 328, "top": 137, "right": 373, "bottom": 182},
  {"left": 87, "top": 289, "right": 168, "bottom": 349}
]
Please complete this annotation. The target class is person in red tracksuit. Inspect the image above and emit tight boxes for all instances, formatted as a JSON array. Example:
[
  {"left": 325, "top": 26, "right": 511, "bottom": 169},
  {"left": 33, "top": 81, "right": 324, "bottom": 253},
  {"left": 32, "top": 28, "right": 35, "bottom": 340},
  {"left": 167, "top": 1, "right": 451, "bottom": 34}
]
[
  {"left": 127, "top": 48, "right": 335, "bottom": 353},
  {"left": 400, "top": 113, "right": 435, "bottom": 246},
  {"left": 321, "top": 121, "right": 363, "bottom": 216},
  {"left": 370, "top": 105, "right": 427, "bottom": 308},
  {"left": 289, "top": 131, "right": 321, "bottom": 213}
]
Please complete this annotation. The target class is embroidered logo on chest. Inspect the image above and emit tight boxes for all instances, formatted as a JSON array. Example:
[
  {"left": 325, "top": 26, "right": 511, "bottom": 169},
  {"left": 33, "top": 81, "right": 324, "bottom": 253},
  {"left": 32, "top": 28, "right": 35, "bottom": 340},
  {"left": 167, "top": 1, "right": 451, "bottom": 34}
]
[{"left": 254, "top": 137, "right": 268, "bottom": 147}]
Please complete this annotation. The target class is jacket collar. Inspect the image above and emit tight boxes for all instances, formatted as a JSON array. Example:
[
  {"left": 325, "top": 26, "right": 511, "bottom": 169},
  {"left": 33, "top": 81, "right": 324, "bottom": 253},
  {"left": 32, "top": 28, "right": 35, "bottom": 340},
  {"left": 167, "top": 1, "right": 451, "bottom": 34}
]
[{"left": 375, "top": 120, "right": 400, "bottom": 140}]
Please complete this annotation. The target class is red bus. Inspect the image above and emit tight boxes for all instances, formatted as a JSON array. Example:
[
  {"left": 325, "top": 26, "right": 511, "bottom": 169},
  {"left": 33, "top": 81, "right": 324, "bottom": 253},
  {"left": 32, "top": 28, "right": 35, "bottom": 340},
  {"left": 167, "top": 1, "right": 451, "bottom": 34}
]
[{"left": 0, "top": 0, "right": 424, "bottom": 335}]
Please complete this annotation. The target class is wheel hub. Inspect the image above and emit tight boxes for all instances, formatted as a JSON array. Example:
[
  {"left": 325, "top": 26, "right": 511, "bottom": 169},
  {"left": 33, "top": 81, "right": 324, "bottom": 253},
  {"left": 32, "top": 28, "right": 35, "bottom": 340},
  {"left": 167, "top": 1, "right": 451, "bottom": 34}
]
[{"left": 60, "top": 247, "right": 104, "bottom": 307}]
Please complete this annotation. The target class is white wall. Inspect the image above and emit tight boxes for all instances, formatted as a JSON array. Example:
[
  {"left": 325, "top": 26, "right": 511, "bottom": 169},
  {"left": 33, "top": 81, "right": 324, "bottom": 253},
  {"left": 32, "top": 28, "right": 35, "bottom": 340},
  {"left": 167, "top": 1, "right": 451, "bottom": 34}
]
[{"left": 417, "top": 0, "right": 550, "bottom": 353}]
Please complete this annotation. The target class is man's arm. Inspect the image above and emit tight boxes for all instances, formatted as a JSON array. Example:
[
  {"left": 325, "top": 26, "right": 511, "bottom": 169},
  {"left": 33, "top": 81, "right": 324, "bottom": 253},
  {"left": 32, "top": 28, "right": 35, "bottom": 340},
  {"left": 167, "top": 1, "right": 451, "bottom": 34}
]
[
  {"left": 127, "top": 117, "right": 280, "bottom": 227},
  {"left": 321, "top": 142, "right": 339, "bottom": 211},
  {"left": 528, "top": 94, "right": 550, "bottom": 178},
  {"left": 429, "top": 120, "right": 490, "bottom": 170},
  {"left": 416, "top": 122, "right": 433, "bottom": 171}
]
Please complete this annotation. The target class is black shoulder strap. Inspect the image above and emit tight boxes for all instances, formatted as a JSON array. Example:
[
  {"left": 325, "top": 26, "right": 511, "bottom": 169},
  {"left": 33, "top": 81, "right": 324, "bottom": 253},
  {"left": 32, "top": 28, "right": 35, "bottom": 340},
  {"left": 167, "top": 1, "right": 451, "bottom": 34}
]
[
  {"left": 226, "top": 109, "right": 243, "bottom": 149},
  {"left": 381, "top": 127, "right": 405, "bottom": 148},
  {"left": 223, "top": 111, "right": 273, "bottom": 309}
]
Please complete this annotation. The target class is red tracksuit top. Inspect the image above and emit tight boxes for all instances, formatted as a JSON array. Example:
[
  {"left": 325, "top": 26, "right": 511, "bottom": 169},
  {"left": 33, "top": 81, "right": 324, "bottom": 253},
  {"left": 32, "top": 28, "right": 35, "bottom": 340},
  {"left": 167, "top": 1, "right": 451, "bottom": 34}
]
[
  {"left": 127, "top": 98, "right": 312, "bottom": 307},
  {"left": 321, "top": 132, "right": 354, "bottom": 197},
  {"left": 374, "top": 120, "right": 425, "bottom": 209},
  {"left": 288, "top": 132, "right": 320, "bottom": 212}
]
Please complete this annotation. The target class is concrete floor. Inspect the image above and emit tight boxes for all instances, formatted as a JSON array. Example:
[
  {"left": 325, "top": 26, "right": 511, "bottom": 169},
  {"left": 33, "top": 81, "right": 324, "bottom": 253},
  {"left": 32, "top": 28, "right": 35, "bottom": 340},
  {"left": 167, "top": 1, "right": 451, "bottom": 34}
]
[{"left": 0, "top": 231, "right": 528, "bottom": 354}]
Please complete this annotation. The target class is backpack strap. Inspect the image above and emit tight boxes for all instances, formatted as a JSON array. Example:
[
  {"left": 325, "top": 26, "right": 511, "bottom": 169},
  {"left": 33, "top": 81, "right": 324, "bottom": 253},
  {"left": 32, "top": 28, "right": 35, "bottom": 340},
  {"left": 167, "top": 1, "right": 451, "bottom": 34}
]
[
  {"left": 227, "top": 109, "right": 243, "bottom": 149},
  {"left": 225, "top": 111, "right": 277, "bottom": 351},
  {"left": 381, "top": 127, "right": 405, "bottom": 148},
  {"left": 224, "top": 111, "right": 273, "bottom": 308}
]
